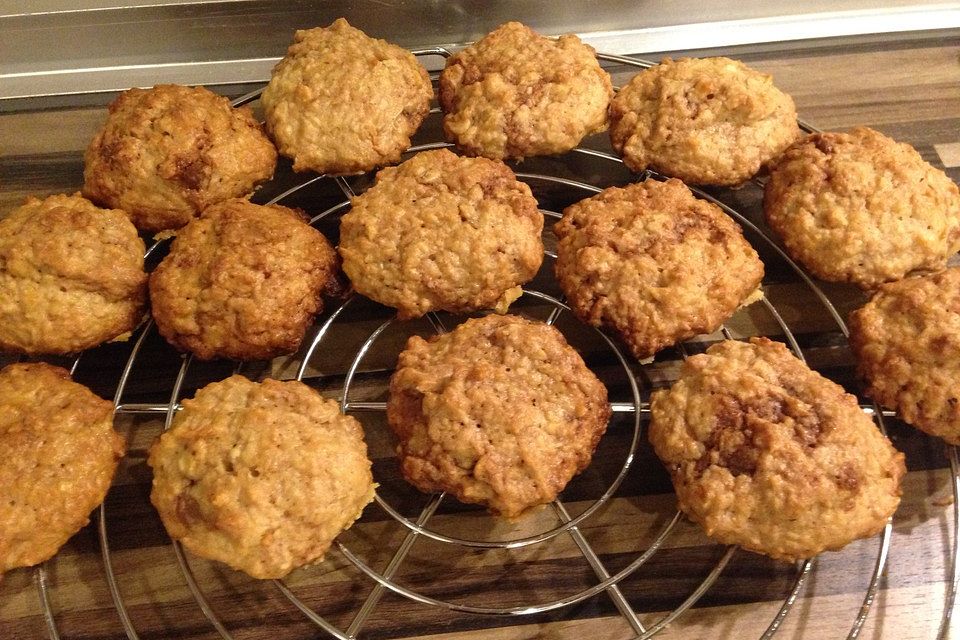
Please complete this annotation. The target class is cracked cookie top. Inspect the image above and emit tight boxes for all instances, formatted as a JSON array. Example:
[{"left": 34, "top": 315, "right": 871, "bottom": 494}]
[
  {"left": 649, "top": 337, "right": 905, "bottom": 561},
  {"left": 609, "top": 57, "right": 800, "bottom": 185},
  {"left": 262, "top": 18, "right": 432, "bottom": 175},
  {"left": 0, "top": 193, "right": 147, "bottom": 355},
  {"left": 1, "top": 362, "right": 124, "bottom": 573},
  {"left": 554, "top": 178, "right": 763, "bottom": 360},
  {"left": 339, "top": 149, "right": 543, "bottom": 319},
  {"left": 83, "top": 84, "right": 277, "bottom": 232},
  {"left": 849, "top": 267, "right": 960, "bottom": 443},
  {"left": 764, "top": 127, "right": 960, "bottom": 287},
  {"left": 148, "top": 375, "right": 375, "bottom": 579},
  {"left": 387, "top": 314, "right": 610, "bottom": 517},
  {"left": 439, "top": 21, "right": 612, "bottom": 160},
  {"left": 149, "top": 198, "right": 341, "bottom": 361}
]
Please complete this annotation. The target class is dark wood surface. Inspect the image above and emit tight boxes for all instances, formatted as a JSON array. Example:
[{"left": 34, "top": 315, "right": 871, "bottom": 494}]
[{"left": 1, "top": 32, "right": 960, "bottom": 640}]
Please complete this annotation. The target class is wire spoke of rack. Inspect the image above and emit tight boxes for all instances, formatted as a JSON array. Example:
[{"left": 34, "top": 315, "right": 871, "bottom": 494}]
[
  {"left": 940, "top": 445, "right": 960, "bottom": 639},
  {"left": 344, "top": 494, "right": 445, "bottom": 638},
  {"left": 553, "top": 500, "right": 646, "bottom": 636},
  {"left": 760, "top": 559, "right": 814, "bottom": 640},
  {"left": 639, "top": 547, "right": 738, "bottom": 640},
  {"left": 34, "top": 563, "right": 60, "bottom": 640}
]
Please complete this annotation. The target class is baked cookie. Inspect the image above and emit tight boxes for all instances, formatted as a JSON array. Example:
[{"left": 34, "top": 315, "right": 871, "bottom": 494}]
[
  {"left": 339, "top": 149, "right": 543, "bottom": 319},
  {"left": 261, "top": 18, "right": 432, "bottom": 175},
  {"left": 554, "top": 178, "right": 764, "bottom": 360},
  {"left": 84, "top": 84, "right": 277, "bottom": 233},
  {"left": 148, "top": 376, "right": 375, "bottom": 579},
  {"left": 439, "top": 21, "right": 612, "bottom": 160},
  {"left": 764, "top": 127, "right": 960, "bottom": 287},
  {"left": 849, "top": 267, "right": 960, "bottom": 443},
  {"left": 150, "top": 198, "right": 341, "bottom": 361},
  {"left": 649, "top": 338, "right": 905, "bottom": 562},
  {"left": 609, "top": 57, "right": 800, "bottom": 185},
  {"left": 0, "top": 193, "right": 147, "bottom": 355},
  {"left": 0, "top": 362, "right": 124, "bottom": 573},
  {"left": 387, "top": 314, "right": 610, "bottom": 517}
]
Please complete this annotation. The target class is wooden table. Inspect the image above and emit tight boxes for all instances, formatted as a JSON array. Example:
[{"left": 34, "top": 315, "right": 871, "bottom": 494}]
[{"left": 1, "top": 30, "right": 960, "bottom": 640}]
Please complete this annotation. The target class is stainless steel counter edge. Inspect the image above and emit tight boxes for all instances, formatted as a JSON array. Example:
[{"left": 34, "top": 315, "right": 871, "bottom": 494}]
[{"left": 2, "top": 0, "right": 960, "bottom": 103}]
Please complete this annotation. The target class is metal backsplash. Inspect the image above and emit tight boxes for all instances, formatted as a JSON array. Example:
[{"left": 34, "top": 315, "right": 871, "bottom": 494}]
[{"left": 2, "top": 0, "right": 959, "bottom": 102}]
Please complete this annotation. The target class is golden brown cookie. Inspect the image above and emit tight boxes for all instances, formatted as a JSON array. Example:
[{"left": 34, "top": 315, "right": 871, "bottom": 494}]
[
  {"left": 609, "top": 57, "right": 800, "bottom": 185},
  {"left": 261, "top": 18, "right": 432, "bottom": 175},
  {"left": 849, "top": 268, "right": 960, "bottom": 443},
  {"left": 764, "top": 127, "right": 960, "bottom": 287},
  {"left": 339, "top": 149, "right": 543, "bottom": 319},
  {"left": 387, "top": 314, "right": 610, "bottom": 517},
  {"left": 439, "top": 21, "right": 612, "bottom": 160},
  {"left": 0, "top": 193, "right": 147, "bottom": 355},
  {"left": 554, "top": 178, "right": 764, "bottom": 360},
  {"left": 0, "top": 363, "right": 124, "bottom": 573},
  {"left": 149, "top": 198, "right": 341, "bottom": 361},
  {"left": 148, "top": 375, "right": 375, "bottom": 579},
  {"left": 83, "top": 84, "right": 277, "bottom": 233},
  {"left": 649, "top": 338, "right": 905, "bottom": 562}
]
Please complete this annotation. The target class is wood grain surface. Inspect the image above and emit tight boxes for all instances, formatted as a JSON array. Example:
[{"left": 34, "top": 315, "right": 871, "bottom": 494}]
[{"left": 1, "top": 31, "right": 960, "bottom": 640}]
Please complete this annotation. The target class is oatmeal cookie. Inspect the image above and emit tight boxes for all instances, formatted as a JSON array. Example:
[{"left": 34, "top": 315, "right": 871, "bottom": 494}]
[
  {"left": 149, "top": 198, "right": 341, "bottom": 361},
  {"left": 849, "top": 268, "right": 960, "bottom": 443},
  {"left": 387, "top": 314, "right": 610, "bottom": 517},
  {"left": 0, "top": 193, "right": 147, "bottom": 355},
  {"left": 148, "top": 376, "right": 375, "bottom": 579},
  {"left": 339, "top": 149, "right": 543, "bottom": 319},
  {"left": 609, "top": 57, "right": 800, "bottom": 185},
  {"left": 83, "top": 84, "right": 277, "bottom": 233},
  {"left": 439, "top": 21, "right": 612, "bottom": 160},
  {"left": 0, "top": 363, "right": 124, "bottom": 573},
  {"left": 764, "top": 127, "right": 960, "bottom": 287},
  {"left": 261, "top": 18, "right": 432, "bottom": 175},
  {"left": 649, "top": 338, "right": 905, "bottom": 562},
  {"left": 554, "top": 178, "right": 764, "bottom": 360}
]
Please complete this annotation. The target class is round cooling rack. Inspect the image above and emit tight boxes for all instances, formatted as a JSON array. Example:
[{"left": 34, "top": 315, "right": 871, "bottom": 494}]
[{"left": 17, "top": 48, "right": 960, "bottom": 640}]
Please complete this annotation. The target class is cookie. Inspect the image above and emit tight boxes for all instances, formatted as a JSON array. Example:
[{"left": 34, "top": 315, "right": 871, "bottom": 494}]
[
  {"left": 387, "top": 314, "right": 610, "bottom": 517},
  {"left": 849, "top": 267, "right": 960, "bottom": 443},
  {"left": 764, "top": 127, "right": 960, "bottom": 287},
  {"left": 83, "top": 84, "right": 277, "bottom": 233},
  {"left": 649, "top": 338, "right": 905, "bottom": 562},
  {"left": 148, "top": 376, "right": 375, "bottom": 579},
  {"left": 261, "top": 18, "right": 432, "bottom": 175},
  {"left": 554, "top": 178, "right": 764, "bottom": 360},
  {"left": 439, "top": 21, "right": 612, "bottom": 160},
  {"left": 149, "top": 198, "right": 341, "bottom": 361},
  {"left": 0, "top": 193, "right": 147, "bottom": 355},
  {"left": 0, "top": 363, "right": 124, "bottom": 573},
  {"left": 339, "top": 149, "right": 543, "bottom": 319},
  {"left": 609, "top": 57, "right": 800, "bottom": 185}
]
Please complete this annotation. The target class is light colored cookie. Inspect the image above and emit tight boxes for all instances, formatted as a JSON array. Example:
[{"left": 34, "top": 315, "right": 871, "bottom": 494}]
[
  {"left": 339, "top": 149, "right": 543, "bottom": 319},
  {"left": 609, "top": 57, "right": 800, "bottom": 185},
  {"left": 83, "top": 84, "right": 277, "bottom": 232},
  {"left": 261, "top": 18, "right": 432, "bottom": 175},
  {"left": 149, "top": 198, "right": 341, "bottom": 361},
  {"left": 0, "top": 193, "right": 147, "bottom": 355},
  {"left": 0, "top": 363, "right": 124, "bottom": 573},
  {"left": 649, "top": 337, "right": 905, "bottom": 562},
  {"left": 387, "top": 314, "right": 610, "bottom": 517},
  {"left": 764, "top": 127, "right": 960, "bottom": 287},
  {"left": 849, "top": 267, "right": 960, "bottom": 443},
  {"left": 554, "top": 178, "right": 764, "bottom": 360},
  {"left": 439, "top": 21, "right": 612, "bottom": 160},
  {"left": 148, "top": 375, "right": 375, "bottom": 579}
]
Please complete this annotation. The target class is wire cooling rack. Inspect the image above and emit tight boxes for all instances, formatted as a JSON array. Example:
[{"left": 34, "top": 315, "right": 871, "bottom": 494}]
[{"left": 17, "top": 49, "right": 960, "bottom": 640}]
